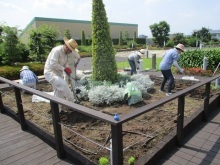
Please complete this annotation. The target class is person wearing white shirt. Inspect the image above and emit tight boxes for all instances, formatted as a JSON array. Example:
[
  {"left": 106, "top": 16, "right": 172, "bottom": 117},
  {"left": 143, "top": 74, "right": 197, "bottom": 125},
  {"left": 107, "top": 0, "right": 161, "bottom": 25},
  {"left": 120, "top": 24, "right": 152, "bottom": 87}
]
[
  {"left": 128, "top": 51, "right": 142, "bottom": 75},
  {"left": 44, "top": 37, "right": 78, "bottom": 112}
]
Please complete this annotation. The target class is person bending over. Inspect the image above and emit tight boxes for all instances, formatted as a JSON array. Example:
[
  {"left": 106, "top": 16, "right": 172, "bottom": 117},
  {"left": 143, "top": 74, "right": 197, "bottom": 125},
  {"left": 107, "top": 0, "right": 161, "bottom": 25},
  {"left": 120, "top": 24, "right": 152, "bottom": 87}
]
[
  {"left": 128, "top": 51, "right": 142, "bottom": 75},
  {"left": 159, "top": 43, "right": 185, "bottom": 96},
  {"left": 19, "top": 66, "right": 38, "bottom": 92},
  {"left": 44, "top": 37, "right": 78, "bottom": 112}
]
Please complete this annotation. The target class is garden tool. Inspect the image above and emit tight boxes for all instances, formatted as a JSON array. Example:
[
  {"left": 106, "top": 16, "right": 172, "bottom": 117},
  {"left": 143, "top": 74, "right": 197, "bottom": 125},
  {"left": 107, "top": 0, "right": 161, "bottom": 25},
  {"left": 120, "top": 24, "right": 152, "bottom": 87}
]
[
  {"left": 213, "top": 62, "right": 220, "bottom": 76},
  {"left": 137, "top": 60, "right": 140, "bottom": 74}
]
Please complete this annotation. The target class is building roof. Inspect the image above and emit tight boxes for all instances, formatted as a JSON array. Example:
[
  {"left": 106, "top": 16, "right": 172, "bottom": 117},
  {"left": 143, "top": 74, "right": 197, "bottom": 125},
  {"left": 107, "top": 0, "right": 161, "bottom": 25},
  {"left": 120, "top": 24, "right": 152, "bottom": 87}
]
[{"left": 18, "top": 17, "right": 138, "bottom": 38}]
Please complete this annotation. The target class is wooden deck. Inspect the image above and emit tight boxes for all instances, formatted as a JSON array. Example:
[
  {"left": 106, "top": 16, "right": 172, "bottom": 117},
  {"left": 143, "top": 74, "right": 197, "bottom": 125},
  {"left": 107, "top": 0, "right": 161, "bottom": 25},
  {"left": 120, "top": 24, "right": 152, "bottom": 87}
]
[
  {"left": 0, "top": 113, "right": 73, "bottom": 165},
  {"left": 155, "top": 107, "right": 220, "bottom": 165}
]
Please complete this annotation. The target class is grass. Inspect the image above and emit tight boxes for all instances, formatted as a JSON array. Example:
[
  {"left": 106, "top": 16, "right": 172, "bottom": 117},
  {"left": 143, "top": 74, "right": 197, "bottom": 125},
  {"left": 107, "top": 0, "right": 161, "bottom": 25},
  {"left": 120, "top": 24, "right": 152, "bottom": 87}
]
[{"left": 117, "top": 57, "right": 163, "bottom": 71}]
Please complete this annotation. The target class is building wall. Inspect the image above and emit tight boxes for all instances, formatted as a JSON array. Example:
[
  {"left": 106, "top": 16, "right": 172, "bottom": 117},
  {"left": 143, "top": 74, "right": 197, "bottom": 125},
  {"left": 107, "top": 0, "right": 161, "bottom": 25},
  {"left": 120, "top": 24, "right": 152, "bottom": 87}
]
[
  {"left": 19, "top": 17, "right": 138, "bottom": 44},
  {"left": 19, "top": 22, "right": 37, "bottom": 44},
  {"left": 209, "top": 30, "right": 220, "bottom": 40}
]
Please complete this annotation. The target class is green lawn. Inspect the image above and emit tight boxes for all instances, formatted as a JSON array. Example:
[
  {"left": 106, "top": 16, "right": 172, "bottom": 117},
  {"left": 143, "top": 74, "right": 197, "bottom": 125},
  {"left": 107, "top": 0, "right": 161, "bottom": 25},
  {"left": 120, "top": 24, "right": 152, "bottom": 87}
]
[{"left": 117, "top": 57, "right": 163, "bottom": 71}]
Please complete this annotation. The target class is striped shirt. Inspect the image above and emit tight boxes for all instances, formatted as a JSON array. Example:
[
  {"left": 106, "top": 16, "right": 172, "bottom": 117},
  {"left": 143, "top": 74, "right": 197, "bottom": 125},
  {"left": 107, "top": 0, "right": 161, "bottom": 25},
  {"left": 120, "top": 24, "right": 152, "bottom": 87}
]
[{"left": 20, "top": 70, "right": 38, "bottom": 83}]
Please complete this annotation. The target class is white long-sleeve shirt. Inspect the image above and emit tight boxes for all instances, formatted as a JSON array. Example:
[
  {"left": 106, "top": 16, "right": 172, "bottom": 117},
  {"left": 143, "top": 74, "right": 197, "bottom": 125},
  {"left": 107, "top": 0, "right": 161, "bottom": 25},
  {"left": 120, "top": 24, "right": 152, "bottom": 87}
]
[
  {"left": 128, "top": 51, "right": 140, "bottom": 67},
  {"left": 44, "top": 45, "right": 67, "bottom": 78}
]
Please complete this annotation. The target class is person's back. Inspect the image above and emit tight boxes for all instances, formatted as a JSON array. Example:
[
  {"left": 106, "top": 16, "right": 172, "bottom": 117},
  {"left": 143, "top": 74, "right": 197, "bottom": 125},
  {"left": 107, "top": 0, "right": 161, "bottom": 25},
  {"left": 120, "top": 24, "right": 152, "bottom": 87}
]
[
  {"left": 19, "top": 66, "right": 38, "bottom": 90},
  {"left": 128, "top": 51, "right": 142, "bottom": 75},
  {"left": 128, "top": 51, "right": 139, "bottom": 61},
  {"left": 159, "top": 48, "right": 180, "bottom": 70},
  {"left": 159, "top": 44, "right": 185, "bottom": 96}
]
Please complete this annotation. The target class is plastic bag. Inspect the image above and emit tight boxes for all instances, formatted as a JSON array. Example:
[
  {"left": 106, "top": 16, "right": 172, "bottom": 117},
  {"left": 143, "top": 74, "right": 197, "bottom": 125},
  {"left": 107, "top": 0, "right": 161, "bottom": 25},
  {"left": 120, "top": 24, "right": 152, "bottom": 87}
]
[{"left": 124, "top": 82, "right": 142, "bottom": 105}]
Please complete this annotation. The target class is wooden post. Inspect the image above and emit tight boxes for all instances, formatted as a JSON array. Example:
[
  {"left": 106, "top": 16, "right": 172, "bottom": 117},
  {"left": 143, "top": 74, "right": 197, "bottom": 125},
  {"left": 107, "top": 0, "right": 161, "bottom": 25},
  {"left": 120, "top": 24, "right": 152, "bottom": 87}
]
[
  {"left": 0, "top": 92, "right": 5, "bottom": 113},
  {"left": 111, "top": 123, "right": 123, "bottom": 165},
  {"left": 152, "top": 54, "right": 156, "bottom": 70},
  {"left": 203, "top": 82, "right": 210, "bottom": 122},
  {"left": 177, "top": 95, "right": 185, "bottom": 146},
  {"left": 50, "top": 101, "right": 65, "bottom": 159},
  {"left": 14, "top": 87, "right": 27, "bottom": 130}
]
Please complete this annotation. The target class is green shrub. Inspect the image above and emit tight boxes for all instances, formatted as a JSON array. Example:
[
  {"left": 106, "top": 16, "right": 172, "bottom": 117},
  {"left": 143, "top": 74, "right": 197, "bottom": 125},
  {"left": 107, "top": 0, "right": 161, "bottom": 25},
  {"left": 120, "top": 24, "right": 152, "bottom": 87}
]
[
  {"left": 78, "top": 45, "right": 92, "bottom": 53},
  {"left": 127, "top": 40, "right": 137, "bottom": 48},
  {"left": 179, "top": 49, "right": 220, "bottom": 71},
  {"left": 98, "top": 157, "right": 109, "bottom": 165},
  {"left": 0, "top": 62, "right": 44, "bottom": 80},
  {"left": 128, "top": 156, "right": 135, "bottom": 165}
]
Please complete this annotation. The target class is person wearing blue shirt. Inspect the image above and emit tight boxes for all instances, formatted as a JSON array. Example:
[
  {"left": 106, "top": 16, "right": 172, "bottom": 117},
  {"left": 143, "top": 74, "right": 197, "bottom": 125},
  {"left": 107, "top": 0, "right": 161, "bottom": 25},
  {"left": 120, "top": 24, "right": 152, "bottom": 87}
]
[
  {"left": 159, "top": 44, "right": 185, "bottom": 96},
  {"left": 19, "top": 66, "right": 38, "bottom": 91}
]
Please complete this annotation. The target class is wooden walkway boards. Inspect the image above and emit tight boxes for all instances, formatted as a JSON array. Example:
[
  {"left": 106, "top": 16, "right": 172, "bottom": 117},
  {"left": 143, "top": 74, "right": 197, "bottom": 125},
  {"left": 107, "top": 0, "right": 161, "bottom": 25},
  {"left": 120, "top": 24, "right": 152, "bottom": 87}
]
[
  {"left": 0, "top": 113, "right": 73, "bottom": 165},
  {"left": 156, "top": 107, "right": 220, "bottom": 165}
]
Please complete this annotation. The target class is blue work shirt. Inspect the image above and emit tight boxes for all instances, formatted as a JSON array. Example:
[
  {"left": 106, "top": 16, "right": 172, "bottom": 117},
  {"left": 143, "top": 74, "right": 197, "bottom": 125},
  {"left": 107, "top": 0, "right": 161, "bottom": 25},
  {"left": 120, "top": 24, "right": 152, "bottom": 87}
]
[
  {"left": 159, "top": 48, "right": 180, "bottom": 70},
  {"left": 20, "top": 69, "right": 38, "bottom": 83}
]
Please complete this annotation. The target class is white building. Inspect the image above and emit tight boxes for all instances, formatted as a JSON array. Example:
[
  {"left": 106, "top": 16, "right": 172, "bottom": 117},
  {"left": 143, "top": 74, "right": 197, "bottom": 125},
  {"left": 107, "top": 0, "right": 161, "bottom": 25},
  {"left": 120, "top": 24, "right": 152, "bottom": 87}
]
[{"left": 209, "top": 29, "right": 220, "bottom": 40}]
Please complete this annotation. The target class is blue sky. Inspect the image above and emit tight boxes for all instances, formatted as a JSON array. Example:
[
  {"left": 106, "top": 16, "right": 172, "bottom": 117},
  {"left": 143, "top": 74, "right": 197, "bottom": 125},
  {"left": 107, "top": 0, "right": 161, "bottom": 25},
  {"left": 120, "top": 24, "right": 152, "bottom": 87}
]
[{"left": 1, "top": 0, "right": 220, "bottom": 37}]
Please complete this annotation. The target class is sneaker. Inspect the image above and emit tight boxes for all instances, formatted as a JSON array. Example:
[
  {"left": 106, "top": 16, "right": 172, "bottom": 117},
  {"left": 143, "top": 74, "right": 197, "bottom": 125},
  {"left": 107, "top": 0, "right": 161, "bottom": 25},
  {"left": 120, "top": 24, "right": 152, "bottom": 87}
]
[
  {"left": 159, "top": 90, "right": 165, "bottom": 92},
  {"left": 166, "top": 93, "right": 172, "bottom": 96}
]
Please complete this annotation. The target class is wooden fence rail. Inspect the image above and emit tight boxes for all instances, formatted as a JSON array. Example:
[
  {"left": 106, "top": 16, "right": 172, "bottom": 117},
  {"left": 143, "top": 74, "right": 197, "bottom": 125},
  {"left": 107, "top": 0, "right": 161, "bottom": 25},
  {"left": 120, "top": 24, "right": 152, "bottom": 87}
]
[{"left": 0, "top": 74, "right": 220, "bottom": 165}]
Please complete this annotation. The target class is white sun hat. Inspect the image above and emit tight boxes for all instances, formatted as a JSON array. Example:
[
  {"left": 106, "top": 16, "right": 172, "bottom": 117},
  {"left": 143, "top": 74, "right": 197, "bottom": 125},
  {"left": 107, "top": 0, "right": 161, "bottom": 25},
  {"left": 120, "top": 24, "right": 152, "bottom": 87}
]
[{"left": 20, "top": 66, "right": 29, "bottom": 71}]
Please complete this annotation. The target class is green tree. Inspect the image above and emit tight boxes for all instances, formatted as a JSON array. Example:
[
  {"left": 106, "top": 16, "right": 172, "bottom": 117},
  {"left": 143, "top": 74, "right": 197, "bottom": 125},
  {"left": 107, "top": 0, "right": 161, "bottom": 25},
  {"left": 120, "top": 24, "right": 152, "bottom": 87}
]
[
  {"left": 17, "top": 42, "right": 29, "bottom": 62},
  {"left": 81, "top": 30, "right": 86, "bottom": 46},
  {"left": 165, "top": 39, "right": 174, "bottom": 47},
  {"left": 0, "top": 26, "right": 21, "bottom": 65},
  {"left": 192, "top": 27, "right": 211, "bottom": 43},
  {"left": 91, "top": 0, "right": 118, "bottom": 82},
  {"left": 118, "top": 31, "right": 123, "bottom": 46},
  {"left": 87, "top": 35, "right": 92, "bottom": 45},
  {"left": 133, "top": 31, "right": 137, "bottom": 43},
  {"left": 29, "top": 24, "right": 58, "bottom": 62},
  {"left": 124, "top": 30, "right": 129, "bottom": 45},
  {"left": 149, "top": 21, "right": 170, "bottom": 47},
  {"left": 172, "top": 33, "right": 186, "bottom": 45},
  {"left": 64, "top": 29, "right": 71, "bottom": 39},
  {"left": 185, "top": 36, "right": 197, "bottom": 47},
  {"left": 0, "top": 25, "right": 3, "bottom": 43}
]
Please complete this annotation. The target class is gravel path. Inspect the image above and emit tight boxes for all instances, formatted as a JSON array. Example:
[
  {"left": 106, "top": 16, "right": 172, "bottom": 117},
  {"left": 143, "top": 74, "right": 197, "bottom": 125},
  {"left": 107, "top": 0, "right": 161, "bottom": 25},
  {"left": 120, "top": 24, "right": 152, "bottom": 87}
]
[
  {"left": 78, "top": 50, "right": 166, "bottom": 71},
  {"left": 77, "top": 49, "right": 208, "bottom": 82}
]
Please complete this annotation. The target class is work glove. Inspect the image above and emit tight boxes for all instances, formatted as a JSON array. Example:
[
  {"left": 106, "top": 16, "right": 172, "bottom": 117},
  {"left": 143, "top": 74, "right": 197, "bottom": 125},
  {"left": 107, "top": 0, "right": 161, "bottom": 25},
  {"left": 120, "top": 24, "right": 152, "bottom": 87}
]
[
  {"left": 137, "top": 67, "right": 139, "bottom": 70},
  {"left": 64, "top": 67, "right": 72, "bottom": 75},
  {"left": 137, "top": 60, "right": 140, "bottom": 64},
  {"left": 180, "top": 69, "right": 184, "bottom": 74}
]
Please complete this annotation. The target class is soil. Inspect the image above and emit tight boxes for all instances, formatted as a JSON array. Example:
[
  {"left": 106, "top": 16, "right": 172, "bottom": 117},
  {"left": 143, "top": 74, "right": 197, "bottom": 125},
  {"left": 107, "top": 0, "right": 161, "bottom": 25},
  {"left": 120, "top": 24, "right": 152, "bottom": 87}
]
[{"left": 1, "top": 75, "right": 220, "bottom": 164}]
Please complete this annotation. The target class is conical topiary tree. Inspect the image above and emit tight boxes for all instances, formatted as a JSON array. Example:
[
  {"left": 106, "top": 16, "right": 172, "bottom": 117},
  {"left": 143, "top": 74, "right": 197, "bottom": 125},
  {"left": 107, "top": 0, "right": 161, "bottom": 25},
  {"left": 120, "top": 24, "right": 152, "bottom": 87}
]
[
  {"left": 119, "top": 31, "right": 123, "bottom": 46},
  {"left": 133, "top": 31, "right": 137, "bottom": 43},
  {"left": 91, "top": 0, "right": 118, "bottom": 83},
  {"left": 64, "top": 29, "right": 71, "bottom": 39},
  {"left": 81, "top": 30, "right": 86, "bottom": 46}
]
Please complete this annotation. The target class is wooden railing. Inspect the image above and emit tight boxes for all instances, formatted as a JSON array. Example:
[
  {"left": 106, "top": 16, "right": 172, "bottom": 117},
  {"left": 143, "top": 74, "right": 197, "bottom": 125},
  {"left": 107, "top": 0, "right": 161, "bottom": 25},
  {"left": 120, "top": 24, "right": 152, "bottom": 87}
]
[{"left": 0, "top": 74, "right": 220, "bottom": 165}]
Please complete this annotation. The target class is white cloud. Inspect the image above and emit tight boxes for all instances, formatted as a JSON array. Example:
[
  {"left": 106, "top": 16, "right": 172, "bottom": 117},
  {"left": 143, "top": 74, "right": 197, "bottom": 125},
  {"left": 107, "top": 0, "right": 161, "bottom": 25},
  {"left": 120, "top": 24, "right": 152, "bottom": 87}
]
[
  {"left": 0, "top": 1, "right": 27, "bottom": 12},
  {"left": 1, "top": 0, "right": 220, "bottom": 36},
  {"left": 75, "top": 2, "right": 91, "bottom": 17},
  {"left": 144, "top": 0, "right": 160, "bottom": 5},
  {"left": 33, "top": 0, "right": 68, "bottom": 9},
  {"left": 144, "top": 0, "right": 171, "bottom": 5},
  {"left": 177, "top": 12, "right": 195, "bottom": 18}
]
